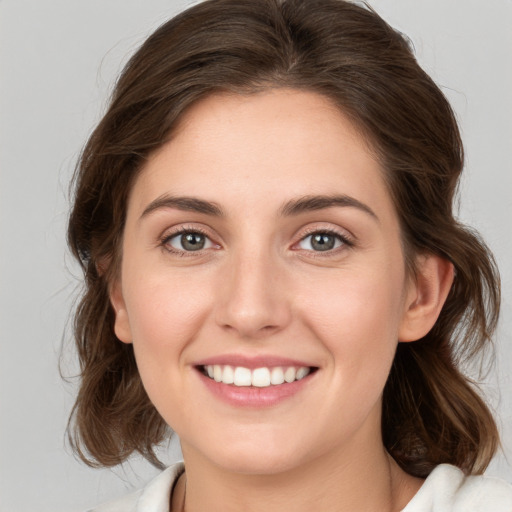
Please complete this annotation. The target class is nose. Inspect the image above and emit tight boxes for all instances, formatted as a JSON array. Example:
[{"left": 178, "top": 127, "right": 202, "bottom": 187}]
[{"left": 214, "top": 247, "right": 292, "bottom": 339}]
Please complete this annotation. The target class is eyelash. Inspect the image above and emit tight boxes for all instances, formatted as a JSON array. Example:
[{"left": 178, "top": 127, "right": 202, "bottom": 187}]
[
  {"left": 160, "top": 226, "right": 215, "bottom": 257},
  {"left": 159, "top": 226, "right": 354, "bottom": 256},
  {"left": 294, "top": 228, "right": 354, "bottom": 255}
]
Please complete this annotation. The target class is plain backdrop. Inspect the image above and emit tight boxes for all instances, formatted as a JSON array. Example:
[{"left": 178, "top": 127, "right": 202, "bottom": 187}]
[{"left": 0, "top": 1, "right": 511, "bottom": 511}]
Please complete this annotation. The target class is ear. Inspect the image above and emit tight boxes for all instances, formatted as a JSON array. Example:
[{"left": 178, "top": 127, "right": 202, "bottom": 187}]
[
  {"left": 109, "top": 278, "right": 133, "bottom": 344},
  {"left": 398, "top": 254, "right": 454, "bottom": 342}
]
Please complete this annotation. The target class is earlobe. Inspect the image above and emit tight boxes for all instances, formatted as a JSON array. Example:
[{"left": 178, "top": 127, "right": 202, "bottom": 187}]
[
  {"left": 398, "top": 254, "right": 454, "bottom": 342},
  {"left": 110, "top": 279, "right": 133, "bottom": 344}
]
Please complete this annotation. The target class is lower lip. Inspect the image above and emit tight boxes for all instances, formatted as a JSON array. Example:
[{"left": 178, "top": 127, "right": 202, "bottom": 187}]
[{"left": 197, "top": 369, "right": 315, "bottom": 408}]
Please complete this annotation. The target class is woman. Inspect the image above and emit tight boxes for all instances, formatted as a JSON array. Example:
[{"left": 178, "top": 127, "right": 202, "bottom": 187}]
[{"left": 67, "top": 0, "right": 512, "bottom": 510}]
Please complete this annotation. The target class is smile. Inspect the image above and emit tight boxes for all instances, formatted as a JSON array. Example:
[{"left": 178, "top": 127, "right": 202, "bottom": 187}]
[{"left": 201, "top": 365, "right": 312, "bottom": 388}]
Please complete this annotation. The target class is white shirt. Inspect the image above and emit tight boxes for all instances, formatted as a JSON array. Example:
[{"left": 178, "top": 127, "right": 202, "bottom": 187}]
[{"left": 88, "top": 462, "right": 512, "bottom": 512}]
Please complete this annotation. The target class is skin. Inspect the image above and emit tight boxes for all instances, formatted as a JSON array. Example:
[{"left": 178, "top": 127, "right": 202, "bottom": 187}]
[{"left": 111, "top": 89, "right": 453, "bottom": 512}]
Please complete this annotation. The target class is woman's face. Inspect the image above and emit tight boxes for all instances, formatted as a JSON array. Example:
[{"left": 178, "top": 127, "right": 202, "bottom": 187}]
[{"left": 111, "top": 89, "right": 418, "bottom": 474}]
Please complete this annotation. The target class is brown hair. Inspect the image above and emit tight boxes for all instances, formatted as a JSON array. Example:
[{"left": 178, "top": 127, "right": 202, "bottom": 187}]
[{"left": 67, "top": 0, "right": 500, "bottom": 476}]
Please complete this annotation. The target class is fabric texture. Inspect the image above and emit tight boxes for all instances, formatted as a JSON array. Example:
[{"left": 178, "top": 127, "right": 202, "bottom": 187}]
[
  {"left": 402, "top": 464, "right": 512, "bottom": 511},
  {"left": 86, "top": 464, "right": 184, "bottom": 512},
  {"left": 87, "top": 462, "right": 512, "bottom": 512}
]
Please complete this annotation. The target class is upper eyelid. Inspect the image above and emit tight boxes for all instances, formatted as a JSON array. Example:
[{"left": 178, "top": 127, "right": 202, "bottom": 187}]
[
  {"left": 295, "top": 223, "right": 355, "bottom": 243},
  {"left": 160, "top": 223, "right": 213, "bottom": 240},
  {"left": 163, "top": 228, "right": 211, "bottom": 242},
  {"left": 300, "top": 229, "right": 350, "bottom": 241},
  {"left": 299, "top": 226, "right": 348, "bottom": 237}
]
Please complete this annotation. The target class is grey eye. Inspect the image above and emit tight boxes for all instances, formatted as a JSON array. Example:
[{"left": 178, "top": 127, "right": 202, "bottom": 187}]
[
  {"left": 168, "top": 232, "right": 213, "bottom": 251},
  {"left": 298, "top": 232, "right": 343, "bottom": 251}
]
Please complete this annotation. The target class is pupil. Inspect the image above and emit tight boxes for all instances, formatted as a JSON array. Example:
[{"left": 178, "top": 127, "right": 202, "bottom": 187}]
[
  {"left": 182, "top": 233, "right": 205, "bottom": 251},
  {"left": 312, "top": 233, "right": 335, "bottom": 251}
]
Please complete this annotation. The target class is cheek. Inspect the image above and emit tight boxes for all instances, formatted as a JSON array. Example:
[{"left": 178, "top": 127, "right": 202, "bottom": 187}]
[
  {"left": 306, "top": 277, "right": 404, "bottom": 438},
  {"left": 121, "top": 266, "right": 214, "bottom": 396},
  {"left": 124, "top": 266, "right": 210, "bottom": 341},
  {"left": 301, "top": 261, "right": 406, "bottom": 380},
  {"left": 121, "top": 270, "right": 216, "bottom": 425}
]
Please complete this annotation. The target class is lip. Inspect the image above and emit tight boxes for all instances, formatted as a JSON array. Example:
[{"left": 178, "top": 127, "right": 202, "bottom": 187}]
[
  {"left": 193, "top": 354, "right": 315, "bottom": 369},
  {"left": 193, "top": 354, "right": 318, "bottom": 408}
]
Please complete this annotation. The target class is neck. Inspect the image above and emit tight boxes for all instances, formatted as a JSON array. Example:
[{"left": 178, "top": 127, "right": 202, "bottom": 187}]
[{"left": 177, "top": 435, "right": 422, "bottom": 512}]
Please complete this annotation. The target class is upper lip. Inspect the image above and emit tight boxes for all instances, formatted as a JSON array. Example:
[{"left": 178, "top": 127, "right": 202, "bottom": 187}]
[{"left": 193, "top": 354, "right": 317, "bottom": 370}]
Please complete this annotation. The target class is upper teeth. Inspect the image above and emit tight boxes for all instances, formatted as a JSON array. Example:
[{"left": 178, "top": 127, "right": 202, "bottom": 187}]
[{"left": 205, "top": 365, "right": 311, "bottom": 387}]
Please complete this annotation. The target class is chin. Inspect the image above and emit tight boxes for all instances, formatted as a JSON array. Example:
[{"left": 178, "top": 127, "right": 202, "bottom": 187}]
[
  {"left": 184, "top": 430, "right": 309, "bottom": 476},
  {"left": 213, "top": 448, "right": 303, "bottom": 476}
]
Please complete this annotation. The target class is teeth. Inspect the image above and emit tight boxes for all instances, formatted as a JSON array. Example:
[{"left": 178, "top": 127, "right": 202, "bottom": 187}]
[
  {"left": 284, "top": 367, "right": 296, "bottom": 383},
  {"left": 204, "top": 365, "right": 311, "bottom": 387},
  {"left": 222, "top": 365, "right": 234, "bottom": 384},
  {"left": 270, "top": 367, "right": 285, "bottom": 385},
  {"left": 296, "top": 367, "right": 309, "bottom": 380},
  {"left": 233, "top": 366, "right": 252, "bottom": 386},
  {"left": 252, "top": 367, "right": 271, "bottom": 387},
  {"left": 213, "top": 365, "right": 222, "bottom": 382}
]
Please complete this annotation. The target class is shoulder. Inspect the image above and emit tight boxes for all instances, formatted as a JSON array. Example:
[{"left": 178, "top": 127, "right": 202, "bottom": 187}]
[
  {"left": 85, "top": 462, "right": 185, "bottom": 512},
  {"left": 403, "top": 464, "right": 512, "bottom": 512}
]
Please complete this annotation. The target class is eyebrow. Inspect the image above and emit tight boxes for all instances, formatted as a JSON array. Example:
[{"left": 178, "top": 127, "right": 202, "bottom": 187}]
[
  {"left": 140, "top": 193, "right": 378, "bottom": 221},
  {"left": 279, "top": 194, "right": 378, "bottom": 221},
  {"left": 140, "top": 195, "right": 224, "bottom": 219}
]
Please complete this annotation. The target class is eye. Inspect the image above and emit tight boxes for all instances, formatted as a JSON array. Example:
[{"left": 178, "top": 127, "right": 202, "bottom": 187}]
[
  {"left": 164, "top": 230, "right": 214, "bottom": 252},
  {"left": 297, "top": 231, "right": 347, "bottom": 252}
]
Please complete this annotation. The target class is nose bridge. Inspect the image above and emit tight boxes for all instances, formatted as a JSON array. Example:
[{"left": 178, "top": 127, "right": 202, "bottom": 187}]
[{"left": 215, "top": 243, "right": 290, "bottom": 338}]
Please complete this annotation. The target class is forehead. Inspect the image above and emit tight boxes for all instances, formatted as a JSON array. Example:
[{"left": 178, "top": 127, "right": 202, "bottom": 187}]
[{"left": 128, "top": 89, "right": 393, "bottom": 220}]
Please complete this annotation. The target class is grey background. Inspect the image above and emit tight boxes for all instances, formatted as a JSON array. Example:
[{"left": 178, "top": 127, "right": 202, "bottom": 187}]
[{"left": 0, "top": 1, "right": 510, "bottom": 511}]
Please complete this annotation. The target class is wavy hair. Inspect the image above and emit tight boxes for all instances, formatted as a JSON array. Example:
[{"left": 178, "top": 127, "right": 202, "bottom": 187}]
[{"left": 67, "top": 0, "right": 500, "bottom": 476}]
